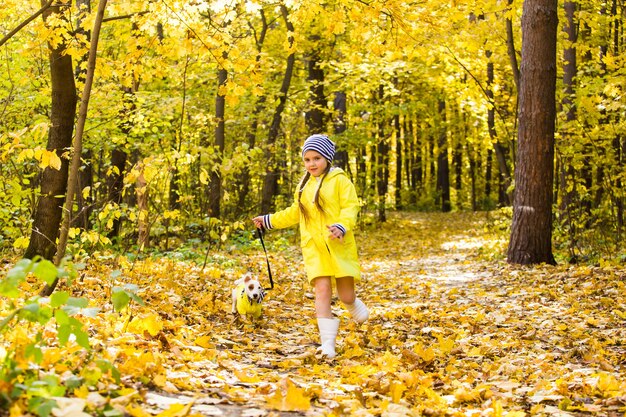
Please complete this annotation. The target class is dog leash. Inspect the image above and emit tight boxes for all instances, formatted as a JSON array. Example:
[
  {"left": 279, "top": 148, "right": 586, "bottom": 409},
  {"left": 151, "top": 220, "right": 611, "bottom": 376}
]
[{"left": 256, "top": 227, "right": 274, "bottom": 290}]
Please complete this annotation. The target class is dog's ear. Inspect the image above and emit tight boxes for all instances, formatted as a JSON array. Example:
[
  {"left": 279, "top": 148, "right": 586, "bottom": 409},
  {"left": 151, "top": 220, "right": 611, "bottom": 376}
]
[{"left": 243, "top": 275, "right": 252, "bottom": 283}]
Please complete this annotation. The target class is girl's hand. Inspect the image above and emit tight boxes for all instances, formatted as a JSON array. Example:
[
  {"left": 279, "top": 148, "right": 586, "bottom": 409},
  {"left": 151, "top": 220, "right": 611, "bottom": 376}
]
[
  {"left": 327, "top": 225, "right": 344, "bottom": 242},
  {"left": 252, "top": 216, "right": 264, "bottom": 229}
]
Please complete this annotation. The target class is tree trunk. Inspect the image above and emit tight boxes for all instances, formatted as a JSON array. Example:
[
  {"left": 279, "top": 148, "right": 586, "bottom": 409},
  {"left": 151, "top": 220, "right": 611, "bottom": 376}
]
[
  {"left": 559, "top": 0, "right": 579, "bottom": 260},
  {"left": 305, "top": 45, "right": 326, "bottom": 133},
  {"left": 507, "top": 0, "right": 558, "bottom": 265},
  {"left": 24, "top": 3, "right": 77, "bottom": 261},
  {"left": 108, "top": 20, "right": 141, "bottom": 239},
  {"left": 74, "top": 149, "right": 93, "bottom": 230},
  {"left": 484, "top": 149, "right": 493, "bottom": 206},
  {"left": 608, "top": 0, "right": 623, "bottom": 236},
  {"left": 506, "top": 0, "right": 520, "bottom": 92},
  {"left": 260, "top": 5, "right": 295, "bottom": 214},
  {"left": 436, "top": 99, "right": 451, "bottom": 212},
  {"left": 107, "top": 147, "right": 128, "bottom": 238},
  {"left": 333, "top": 92, "right": 348, "bottom": 170},
  {"left": 410, "top": 118, "right": 422, "bottom": 205},
  {"left": 136, "top": 167, "right": 149, "bottom": 249},
  {"left": 487, "top": 51, "right": 512, "bottom": 206},
  {"left": 375, "top": 85, "right": 389, "bottom": 222},
  {"left": 394, "top": 112, "right": 403, "bottom": 210},
  {"left": 170, "top": 57, "right": 189, "bottom": 214},
  {"left": 208, "top": 63, "right": 227, "bottom": 218}
]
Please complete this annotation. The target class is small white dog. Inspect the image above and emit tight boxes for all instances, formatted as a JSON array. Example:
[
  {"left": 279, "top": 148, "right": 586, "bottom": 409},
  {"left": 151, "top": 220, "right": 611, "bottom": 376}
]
[{"left": 231, "top": 274, "right": 265, "bottom": 319}]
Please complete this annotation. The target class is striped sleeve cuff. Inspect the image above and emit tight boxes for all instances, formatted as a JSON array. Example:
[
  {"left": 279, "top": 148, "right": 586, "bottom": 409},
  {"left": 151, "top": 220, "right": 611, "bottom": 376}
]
[
  {"left": 332, "top": 223, "right": 346, "bottom": 236},
  {"left": 262, "top": 215, "right": 273, "bottom": 230}
]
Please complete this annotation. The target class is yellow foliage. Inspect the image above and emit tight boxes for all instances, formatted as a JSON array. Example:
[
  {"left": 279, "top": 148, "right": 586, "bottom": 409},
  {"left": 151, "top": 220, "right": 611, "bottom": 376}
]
[
  {"left": 265, "top": 378, "right": 311, "bottom": 411},
  {"left": 127, "top": 314, "right": 164, "bottom": 337},
  {"left": 2, "top": 213, "right": 625, "bottom": 416}
]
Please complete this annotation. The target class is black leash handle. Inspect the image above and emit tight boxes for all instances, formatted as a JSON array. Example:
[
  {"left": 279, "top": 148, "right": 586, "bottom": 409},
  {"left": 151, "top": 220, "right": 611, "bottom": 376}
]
[{"left": 256, "top": 227, "right": 274, "bottom": 290}]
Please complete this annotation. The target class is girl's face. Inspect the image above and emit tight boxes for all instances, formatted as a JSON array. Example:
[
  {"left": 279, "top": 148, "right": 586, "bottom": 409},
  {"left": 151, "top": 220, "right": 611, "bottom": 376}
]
[{"left": 303, "top": 150, "right": 329, "bottom": 177}]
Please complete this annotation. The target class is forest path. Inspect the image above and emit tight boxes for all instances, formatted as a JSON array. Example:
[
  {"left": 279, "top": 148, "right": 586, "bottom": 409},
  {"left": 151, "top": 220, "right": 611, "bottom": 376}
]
[{"left": 140, "top": 211, "right": 624, "bottom": 417}]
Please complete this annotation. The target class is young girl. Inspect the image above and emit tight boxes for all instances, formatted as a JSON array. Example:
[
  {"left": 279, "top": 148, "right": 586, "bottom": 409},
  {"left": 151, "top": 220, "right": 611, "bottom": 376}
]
[{"left": 252, "top": 134, "right": 369, "bottom": 359}]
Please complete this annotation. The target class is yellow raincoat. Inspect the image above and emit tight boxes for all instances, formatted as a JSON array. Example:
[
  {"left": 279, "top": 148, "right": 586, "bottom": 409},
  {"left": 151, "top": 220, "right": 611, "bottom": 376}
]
[{"left": 267, "top": 168, "right": 361, "bottom": 283}]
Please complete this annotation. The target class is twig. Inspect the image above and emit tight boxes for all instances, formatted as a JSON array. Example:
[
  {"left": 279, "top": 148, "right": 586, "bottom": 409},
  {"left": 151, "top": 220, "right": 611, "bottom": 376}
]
[{"left": 0, "top": 0, "right": 55, "bottom": 48}]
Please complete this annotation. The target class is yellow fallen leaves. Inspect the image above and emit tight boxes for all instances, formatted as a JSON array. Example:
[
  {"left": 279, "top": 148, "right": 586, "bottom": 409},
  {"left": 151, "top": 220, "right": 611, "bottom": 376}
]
[
  {"left": 2, "top": 212, "right": 625, "bottom": 417},
  {"left": 265, "top": 378, "right": 311, "bottom": 411}
]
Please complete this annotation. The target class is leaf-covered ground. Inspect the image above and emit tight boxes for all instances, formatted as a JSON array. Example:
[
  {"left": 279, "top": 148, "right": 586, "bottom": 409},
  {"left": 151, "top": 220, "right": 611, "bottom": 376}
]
[{"left": 3, "top": 211, "right": 626, "bottom": 416}]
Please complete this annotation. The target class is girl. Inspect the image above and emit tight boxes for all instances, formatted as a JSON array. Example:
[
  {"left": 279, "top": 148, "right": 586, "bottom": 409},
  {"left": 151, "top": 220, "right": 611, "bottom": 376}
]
[{"left": 252, "top": 134, "right": 369, "bottom": 358}]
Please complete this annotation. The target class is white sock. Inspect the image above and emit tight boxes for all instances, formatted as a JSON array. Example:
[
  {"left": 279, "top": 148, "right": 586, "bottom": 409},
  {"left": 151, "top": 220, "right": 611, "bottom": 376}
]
[{"left": 344, "top": 298, "right": 369, "bottom": 323}]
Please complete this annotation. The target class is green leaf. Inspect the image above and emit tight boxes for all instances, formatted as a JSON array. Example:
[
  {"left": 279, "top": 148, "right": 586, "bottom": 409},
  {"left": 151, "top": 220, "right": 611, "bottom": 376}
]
[
  {"left": 33, "top": 260, "right": 58, "bottom": 285},
  {"left": 73, "top": 328, "right": 91, "bottom": 350},
  {"left": 7, "top": 258, "right": 34, "bottom": 280},
  {"left": 58, "top": 324, "right": 70, "bottom": 346},
  {"left": 67, "top": 297, "right": 89, "bottom": 308},
  {"left": 55, "top": 308, "right": 70, "bottom": 325},
  {"left": 25, "top": 342, "right": 43, "bottom": 364},
  {"left": 111, "top": 287, "right": 131, "bottom": 311},
  {"left": 50, "top": 291, "right": 69, "bottom": 308}
]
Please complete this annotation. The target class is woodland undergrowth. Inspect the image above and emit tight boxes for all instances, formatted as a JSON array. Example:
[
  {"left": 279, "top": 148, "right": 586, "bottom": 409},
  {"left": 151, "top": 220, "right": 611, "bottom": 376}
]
[{"left": 1, "top": 211, "right": 625, "bottom": 417}]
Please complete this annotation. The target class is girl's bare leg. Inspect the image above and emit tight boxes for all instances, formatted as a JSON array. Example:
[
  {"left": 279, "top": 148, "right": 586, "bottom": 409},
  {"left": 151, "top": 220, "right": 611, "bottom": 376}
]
[
  {"left": 336, "top": 276, "right": 369, "bottom": 323},
  {"left": 313, "top": 276, "right": 333, "bottom": 318}
]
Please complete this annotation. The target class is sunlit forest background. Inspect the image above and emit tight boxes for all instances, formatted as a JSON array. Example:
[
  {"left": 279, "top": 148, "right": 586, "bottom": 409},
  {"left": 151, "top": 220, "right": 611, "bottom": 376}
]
[
  {"left": 1, "top": 0, "right": 625, "bottom": 264},
  {"left": 1, "top": 1, "right": 626, "bottom": 416}
]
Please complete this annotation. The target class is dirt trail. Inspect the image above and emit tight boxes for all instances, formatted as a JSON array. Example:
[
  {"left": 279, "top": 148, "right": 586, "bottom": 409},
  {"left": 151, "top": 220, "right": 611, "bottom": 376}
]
[{"left": 144, "top": 212, "right": 625, "bottom": 416}]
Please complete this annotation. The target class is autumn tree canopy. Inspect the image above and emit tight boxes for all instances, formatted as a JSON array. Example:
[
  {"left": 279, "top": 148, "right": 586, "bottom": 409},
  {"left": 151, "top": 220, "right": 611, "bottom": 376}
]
[{"left": 1, "top": 0, "right": 623, "bottom": 264}]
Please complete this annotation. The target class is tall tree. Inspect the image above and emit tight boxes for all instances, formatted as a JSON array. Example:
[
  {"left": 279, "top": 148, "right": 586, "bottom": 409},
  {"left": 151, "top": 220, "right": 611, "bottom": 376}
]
[
  {"left": 24, "top": 3, "right": 77, "bottom": 260},
  {"left": 436, "top": 98, "right": 451, "bottom": 212},
  {"left": 333, "top": 92, "right": 348, "bottom": 170},
  {"left": 507, "top": 0, "right": 558, "bottom": 265},
  {"left": 208, "top": 56, "right": 227, "bottom": 218},
  {"left": 305, "top": 43, "right": 326, "bottom": 133},
  {"left": 375, "top": 85, "right": 390, "bottom": 222},
  {"left": 558, "top": 0, "right": 580, "bottom": 260}
]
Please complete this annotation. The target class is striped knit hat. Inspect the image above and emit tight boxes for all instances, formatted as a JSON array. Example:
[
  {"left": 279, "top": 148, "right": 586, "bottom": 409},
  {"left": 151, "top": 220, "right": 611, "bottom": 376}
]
[{"left": 301, "top": 134, "right": 335, "bottom": 162}]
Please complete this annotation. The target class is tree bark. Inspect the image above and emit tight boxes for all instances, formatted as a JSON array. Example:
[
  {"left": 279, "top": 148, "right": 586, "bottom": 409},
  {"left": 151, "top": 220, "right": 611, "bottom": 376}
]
[
  {"left": 305, "top": 45, "right": 326, "bottom": 133},
  {"left": 375, "top": 85, "right": 389, "bottom": 222},
  {"left": 486, "top": 51, "right": 512, "bottom": 206},
  {"left": 506, "top": 0, "right": 521, "bottom": 92},
  {"left": 507, "top": 0, "right": 558, "bottom": 265},
  {"left": 24, "top": 3, "right": 77, "bottom": 261},
  {"left": 559, "top": 0, "right": 580, "bottom": 260},
  {"left": 394, "top": 112, "right": 403, "bottom": 210},
  {"left": 208, "top": 61, "right": 227, "bottom": 218},
  {"left": 333, "top": 92, "right": 348, "bottom": 170},
  {"left": 436, "top": 98, "right": 451, "bottom": 212}
]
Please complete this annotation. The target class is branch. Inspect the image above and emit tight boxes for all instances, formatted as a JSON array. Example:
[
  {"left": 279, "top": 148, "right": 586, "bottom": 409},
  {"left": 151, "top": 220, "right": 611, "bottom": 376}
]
[
  {"left": 0, "top": 0, "right": 55, "bottom": 48},
  {"left": 102, "top": 11, "right": 149, "bottom": 23},
  {"left": 445, "top": 45, "right": 514, "bottom": 143}
]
